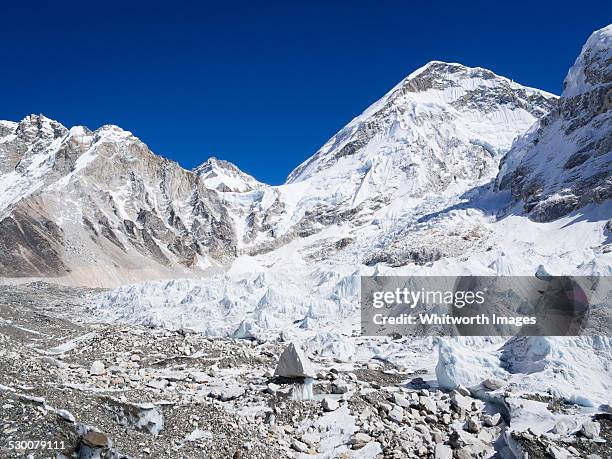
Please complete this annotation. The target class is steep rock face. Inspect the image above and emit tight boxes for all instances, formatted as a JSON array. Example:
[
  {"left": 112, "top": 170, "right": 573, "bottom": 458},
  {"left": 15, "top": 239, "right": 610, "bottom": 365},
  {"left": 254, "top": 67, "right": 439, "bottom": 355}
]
[
  {"left": 496, "top": 25, "right": 612, "bottom": 221},
  {"left": 0, "top": 116, "right": 237, "bottom": 284}
]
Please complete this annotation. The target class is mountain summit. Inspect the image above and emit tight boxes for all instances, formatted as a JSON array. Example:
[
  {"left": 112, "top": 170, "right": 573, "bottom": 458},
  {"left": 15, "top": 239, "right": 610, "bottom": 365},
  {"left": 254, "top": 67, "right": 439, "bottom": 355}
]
[{"left": 496, "top": 25, "right": 612, "bottom": 221}]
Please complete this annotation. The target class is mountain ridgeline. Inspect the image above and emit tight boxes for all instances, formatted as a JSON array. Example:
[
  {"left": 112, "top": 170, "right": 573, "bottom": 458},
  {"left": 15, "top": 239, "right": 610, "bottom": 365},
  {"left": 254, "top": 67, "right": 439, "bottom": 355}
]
[{"left": 0, "top": 25, "right": 610, "bottom": 286}]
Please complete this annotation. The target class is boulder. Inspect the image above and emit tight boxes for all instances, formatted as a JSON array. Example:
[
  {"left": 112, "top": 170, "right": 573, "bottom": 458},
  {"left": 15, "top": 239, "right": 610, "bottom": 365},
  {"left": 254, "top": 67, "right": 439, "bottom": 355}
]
[
  {"left": 482, "top": 378, "right": 504, "bottom": 390},
  {"left": 322, "top": 397, "right": 339, "bottom": 412},
  {"left": 392, "top": 393, "right": 411, "bottom": 409},
  {"left": 419, "top": 396, "right": 437, "bottom": 414},
  {"left": 465, "top": 417, "right": 481, "bottom": 433},
  {"left": 332, "top": 380, "right": 349, "bottom": 394},
  {"left": 552, "top": 419, "right": 572, "bottom": 435},
  {"left": 388, "top": 405, "right": 404, "bottom": 423},
  {"left": 274, "top": 343, "right": 315, "bottom": 379}
]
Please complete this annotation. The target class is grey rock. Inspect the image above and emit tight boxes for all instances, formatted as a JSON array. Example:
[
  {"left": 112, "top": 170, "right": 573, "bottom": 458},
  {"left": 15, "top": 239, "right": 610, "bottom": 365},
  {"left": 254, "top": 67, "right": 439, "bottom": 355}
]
[
  {"left": 392, "top": 393, "right": 411, "bottom": 409},
  {"left": 301, "top": 432, "right": 320, "bottom": 447},
  {"left": 455, "top": 385, "right": 471, "bottom": 397},
  {"left": 465, "top": 417, "right": 481, "bottom": 433},
  {"left": 351, "top": 433, "right": 372, "bottom": 449},
  {"left": 331, "top": 380, "right": 349, "bottom": 394},
  {"left": 552, "top": 419, "right": 572, "bottom": 435},
  {"left": 321, "top": 397, "right": 339, "bottom": 412},
  {"left": 274, "top": 343, "right": 315, "bottom": 379},
  {"left": 482, "top": 377, "right": 504, "bottom": 390},
  {"left": 388, "top": 406, "right": 404, "bottom": 423},
  {"left": 218, "top": 386, "right": 245, "bottom": 401},
  {"left": 146, "top": 379, "right": 169, "bottom": 390},
  {"left": 419, "top": 395, "right": 437, "bottom": 414}
]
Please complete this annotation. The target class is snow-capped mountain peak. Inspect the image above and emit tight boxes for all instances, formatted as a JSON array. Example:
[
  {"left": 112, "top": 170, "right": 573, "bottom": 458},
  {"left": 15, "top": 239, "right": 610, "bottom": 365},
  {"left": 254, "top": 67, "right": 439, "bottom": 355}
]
[
  {"left": 563, "top": 24, "right": 612, "bottom": 97},
  {"left": 496, "top": 24, "right": 611, "bottom": 221},
  {"left": 286, "top": 61, "right": 556, "bottom": 187},
  {"left": 194, "top": 157, "right": 263, "bottom": 192}
]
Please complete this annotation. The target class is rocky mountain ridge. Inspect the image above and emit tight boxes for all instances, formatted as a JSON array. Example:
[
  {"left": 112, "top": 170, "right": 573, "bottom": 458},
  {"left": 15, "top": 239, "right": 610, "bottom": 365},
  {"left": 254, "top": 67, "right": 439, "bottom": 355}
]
[
  {"left": 496, "top": 24, "right": 612, "bottom": 221},
  {"left": 0, "top": 116, "right": 236, "bottom": 284}
]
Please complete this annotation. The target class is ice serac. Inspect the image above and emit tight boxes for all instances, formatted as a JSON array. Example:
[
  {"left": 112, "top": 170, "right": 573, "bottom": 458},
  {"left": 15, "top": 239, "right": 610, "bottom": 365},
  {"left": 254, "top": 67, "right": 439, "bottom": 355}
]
[
  {"left": 274, "top": 342, "right": 316, "bottom": 379},
  {"left": 496, "top": 25, "right": 612, "bottom": 221}
]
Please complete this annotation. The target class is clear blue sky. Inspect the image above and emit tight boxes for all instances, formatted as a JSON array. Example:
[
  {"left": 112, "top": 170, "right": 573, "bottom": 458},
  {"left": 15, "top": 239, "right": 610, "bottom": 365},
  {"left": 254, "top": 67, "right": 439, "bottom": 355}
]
[{"left": 2, "top": 1, "right": 610, "bottom": 184}]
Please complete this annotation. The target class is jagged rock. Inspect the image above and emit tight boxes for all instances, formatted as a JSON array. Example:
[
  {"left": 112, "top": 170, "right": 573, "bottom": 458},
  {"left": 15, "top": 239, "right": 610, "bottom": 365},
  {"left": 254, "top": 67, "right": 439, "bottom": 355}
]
[
  {"left": 301, "top": 432, "right": 320, "bottom": 447},
  {"left": 104, "top": 398, "right": 164, "bottom": 435},
  {"left": 274, "top": 343, "right": 315, "bottom": 379},
  {"left": 450, "top": 392, "right": 473, "bottom": 414},
  {"left": 455, "top": 386, "right": 471, "bottom": 397},
  {"left": 190, "top": 371, "right": 209, "bottom": 383},
  {"left": 332, "top": 380, "right": 349, "bottom": 394},
  {"left": 146, "top": 379, "right": 169, "bottom": 390},
  {"left": 449, "top": 429, "right": 477, "bottom": 448},
  {"left": 465, "top": 417, "right": 481, "bottom": 433},
  {"left": 218, "top": 386, "right": 246, "bottom": 401},
  {"left": 392, "top": 393, "right": 411, "bottom": 409},
  {"left": 82, "top": 431, "right": 109, "bottom": 448},
  {"left": 79, "top": 430, "right": 109, "bottom": 458},
  {"left": 266, "top": 382, "right": 281, "bottom": 395},
  {"left": 351, "top": 432, "right": 373, "bottom": 449}
]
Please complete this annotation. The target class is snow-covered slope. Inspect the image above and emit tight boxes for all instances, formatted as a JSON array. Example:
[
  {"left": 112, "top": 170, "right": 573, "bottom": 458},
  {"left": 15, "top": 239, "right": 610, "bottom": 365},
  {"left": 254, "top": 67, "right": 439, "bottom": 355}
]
[
  {"left": 496, "top": 25, "right": 612, "bottom": 221},
  {"left": 275, "top": 61, "right": 556, "bottom": 238}
]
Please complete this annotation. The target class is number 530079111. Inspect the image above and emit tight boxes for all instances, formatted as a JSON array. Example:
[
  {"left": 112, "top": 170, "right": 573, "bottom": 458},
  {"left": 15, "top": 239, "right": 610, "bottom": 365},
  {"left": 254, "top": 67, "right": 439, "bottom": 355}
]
[{"left": 7, "top": 440, "right": 66, "bottom": 450}]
